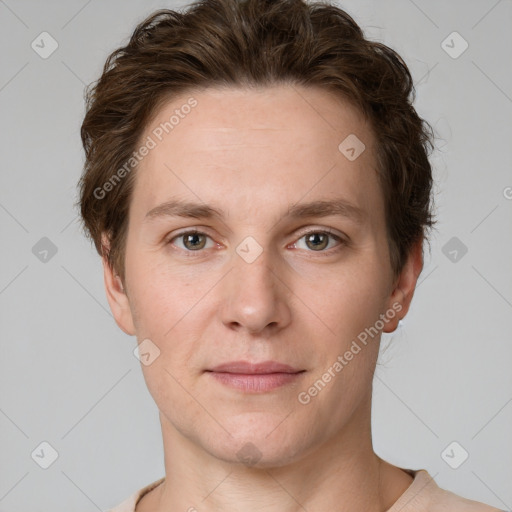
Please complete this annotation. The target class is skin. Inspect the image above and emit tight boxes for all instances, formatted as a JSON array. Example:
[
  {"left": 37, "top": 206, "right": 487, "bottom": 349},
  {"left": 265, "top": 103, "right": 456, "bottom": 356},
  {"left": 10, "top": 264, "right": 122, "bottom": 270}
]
[{"left": 102, "top": 84, "right": 423, "bottom": 512}]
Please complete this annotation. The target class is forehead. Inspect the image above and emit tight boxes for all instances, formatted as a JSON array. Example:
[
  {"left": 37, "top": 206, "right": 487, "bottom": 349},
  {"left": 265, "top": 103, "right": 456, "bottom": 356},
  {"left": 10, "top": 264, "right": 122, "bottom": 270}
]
[
  {"left": 146, "top": 84, "right": 372, "bottom": 148},
  {"left": 130, "top": 84, "right": 381, "bottom": 222}
]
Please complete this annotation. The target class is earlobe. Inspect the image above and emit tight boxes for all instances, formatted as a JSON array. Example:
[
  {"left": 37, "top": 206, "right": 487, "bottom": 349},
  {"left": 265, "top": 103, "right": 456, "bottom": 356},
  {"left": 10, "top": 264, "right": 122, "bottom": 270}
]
[
  {"left": 383, "top": 238, "right": 424, "bottom": 333},
  {"left": 101, "top": 234, "right": 136, "bottom": 336}
]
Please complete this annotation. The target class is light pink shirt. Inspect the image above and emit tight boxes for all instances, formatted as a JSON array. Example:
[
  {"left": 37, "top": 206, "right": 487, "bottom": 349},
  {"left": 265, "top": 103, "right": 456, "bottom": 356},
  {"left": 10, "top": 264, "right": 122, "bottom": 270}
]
[{"left": 105, "top": 468, "right": 503, "bottom": 512}]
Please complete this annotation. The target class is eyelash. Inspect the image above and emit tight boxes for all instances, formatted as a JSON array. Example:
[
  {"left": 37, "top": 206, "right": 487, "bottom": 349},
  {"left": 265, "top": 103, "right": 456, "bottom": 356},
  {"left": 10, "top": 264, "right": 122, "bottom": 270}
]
[{"left": 166, "top": 228, "right": 347, "bottom": 257}]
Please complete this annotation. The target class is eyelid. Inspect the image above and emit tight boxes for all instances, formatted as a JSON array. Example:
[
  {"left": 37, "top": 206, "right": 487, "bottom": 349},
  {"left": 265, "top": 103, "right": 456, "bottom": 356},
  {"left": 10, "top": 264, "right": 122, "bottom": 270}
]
[
  {"left": 165, "top": 227, "right": 216, "bottom": 245},
  {"left": 293, "top": 225, "right": 344, "bottom": 240}
]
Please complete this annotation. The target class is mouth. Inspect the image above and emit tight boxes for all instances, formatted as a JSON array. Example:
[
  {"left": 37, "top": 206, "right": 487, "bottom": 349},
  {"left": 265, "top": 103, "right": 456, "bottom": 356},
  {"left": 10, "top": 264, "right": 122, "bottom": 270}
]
[{"left": 205, "top": 360, "right": 306, "bottom": 393}]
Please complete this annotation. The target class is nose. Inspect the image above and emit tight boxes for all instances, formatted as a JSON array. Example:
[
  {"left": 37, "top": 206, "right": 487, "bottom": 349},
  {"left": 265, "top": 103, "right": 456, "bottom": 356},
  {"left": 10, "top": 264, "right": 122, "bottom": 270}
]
[{"left": 219, "top": 244, "right": 292, "bottom": 336}]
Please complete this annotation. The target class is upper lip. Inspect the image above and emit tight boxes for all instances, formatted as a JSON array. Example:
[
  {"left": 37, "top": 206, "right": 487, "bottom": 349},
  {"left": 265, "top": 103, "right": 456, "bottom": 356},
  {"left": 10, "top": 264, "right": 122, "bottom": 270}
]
[{"left": 207, "top": 360, "right": 303, "bottom": 374}]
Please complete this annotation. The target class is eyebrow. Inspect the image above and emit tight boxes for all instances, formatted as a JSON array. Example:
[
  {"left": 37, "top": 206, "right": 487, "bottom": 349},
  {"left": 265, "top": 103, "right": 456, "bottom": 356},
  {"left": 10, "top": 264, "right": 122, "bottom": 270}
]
[{"left": 144, "top": 197, "right": 365, "bottom": 225}]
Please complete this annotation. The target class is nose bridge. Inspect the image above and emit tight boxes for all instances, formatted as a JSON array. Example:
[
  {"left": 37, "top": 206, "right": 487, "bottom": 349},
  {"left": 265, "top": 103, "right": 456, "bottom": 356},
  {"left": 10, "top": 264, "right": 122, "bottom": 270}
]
[
  {"left": 233, "top": 237, "right": 276, "bottom": 292},
  {"left": 222, "top": 237, "right": 288, "bottom": 333},
  {"left": 233, "top": 237, "right": 278, "bottom": 302}
]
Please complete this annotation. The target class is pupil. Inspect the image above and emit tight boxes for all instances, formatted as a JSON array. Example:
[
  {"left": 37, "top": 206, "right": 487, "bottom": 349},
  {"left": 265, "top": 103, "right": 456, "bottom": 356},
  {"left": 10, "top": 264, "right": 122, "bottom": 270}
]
[
  {"left": 186, "top": 233, "right": 204, "bottom": 249},
  {"left": 308, "top": 233, "right": 327, "bottom": 250}
]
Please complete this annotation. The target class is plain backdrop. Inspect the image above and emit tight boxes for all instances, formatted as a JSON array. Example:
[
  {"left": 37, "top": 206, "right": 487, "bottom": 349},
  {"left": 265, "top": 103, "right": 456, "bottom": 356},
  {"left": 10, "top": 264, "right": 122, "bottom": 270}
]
[{"left": 0, "top": 0, "right": 511, "bottom": 511}]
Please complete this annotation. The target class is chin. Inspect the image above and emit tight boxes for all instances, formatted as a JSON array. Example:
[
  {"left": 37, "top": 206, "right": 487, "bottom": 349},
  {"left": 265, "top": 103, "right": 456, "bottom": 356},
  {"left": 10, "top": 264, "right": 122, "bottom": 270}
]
[
  {"left": 210, "top": 441, "right": 306, "bottom": 469},
  {"left": 203, "top": 416, "right": 312, "bottom": 469}
]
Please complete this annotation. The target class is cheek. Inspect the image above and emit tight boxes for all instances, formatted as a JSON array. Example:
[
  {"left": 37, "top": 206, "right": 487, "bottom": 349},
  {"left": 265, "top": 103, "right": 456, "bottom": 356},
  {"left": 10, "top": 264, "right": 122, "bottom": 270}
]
[
  {"left": 129, "top": 266, "right": 204, "bottom": 410},
  {"left": 297, "top": 264, "right": 386, "bottom": 416},
  {"left": 126, "top": 254, "right": 213, "bottom": 382},
  {"left": 303, "top": 258, "right": 390, "bottom": 345},
  {"left": 126, "top": 251, "right": 199, "bottom": 334}
]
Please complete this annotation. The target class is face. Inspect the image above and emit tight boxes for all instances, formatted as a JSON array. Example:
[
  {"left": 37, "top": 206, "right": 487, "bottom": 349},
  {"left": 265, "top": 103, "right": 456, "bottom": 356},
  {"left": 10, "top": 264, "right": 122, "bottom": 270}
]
[{"left": 103, "top": 85, "right": 420, "bottom": 468}]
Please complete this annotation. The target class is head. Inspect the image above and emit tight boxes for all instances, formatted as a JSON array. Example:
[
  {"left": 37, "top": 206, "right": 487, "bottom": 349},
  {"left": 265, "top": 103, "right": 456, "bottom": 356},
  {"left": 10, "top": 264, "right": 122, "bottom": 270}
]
[{"left": 77, "top": 0, "right": 435, "bottom": 467}]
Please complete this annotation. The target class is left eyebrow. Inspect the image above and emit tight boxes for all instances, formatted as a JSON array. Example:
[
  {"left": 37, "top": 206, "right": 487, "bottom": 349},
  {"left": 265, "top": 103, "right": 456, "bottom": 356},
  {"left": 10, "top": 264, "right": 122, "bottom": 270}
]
[
  {"left": 143, "top": 197, "right": 366, "bottom": 225},
  {"left": 284, "top": 198, "right": 366, "bottom": 224}
]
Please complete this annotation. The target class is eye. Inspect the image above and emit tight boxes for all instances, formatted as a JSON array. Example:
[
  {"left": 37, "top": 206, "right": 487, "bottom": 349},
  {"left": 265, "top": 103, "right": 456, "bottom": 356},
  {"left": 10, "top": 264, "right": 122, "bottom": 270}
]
[
  {"left": 166, "top": 228, "right": 346, "bottom": 256},
  {"left": 167, "top": 230, "right": 215, "bottom": 252},
  {"left": 292, "top": 229, "right": 345, "bottom": 253}
]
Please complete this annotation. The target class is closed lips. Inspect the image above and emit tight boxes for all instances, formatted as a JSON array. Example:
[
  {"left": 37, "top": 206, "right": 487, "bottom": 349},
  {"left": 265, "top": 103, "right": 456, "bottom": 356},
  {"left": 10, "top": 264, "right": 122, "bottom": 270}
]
[{"left": 207, "top": 361, "right": 304, "bottom": 374}]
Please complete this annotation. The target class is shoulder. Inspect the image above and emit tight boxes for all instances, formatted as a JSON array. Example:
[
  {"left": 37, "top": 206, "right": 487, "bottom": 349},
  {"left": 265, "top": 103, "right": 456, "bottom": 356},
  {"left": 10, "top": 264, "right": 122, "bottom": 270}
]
[
  {"left": 430, "top": 484, "right": 504, "bottom": 512},
  {"left": 390, "top": 469, "right": 503, "bottom": 512},
  {"left": 105, "top": 477, "right": 165, "bottom": 512}
]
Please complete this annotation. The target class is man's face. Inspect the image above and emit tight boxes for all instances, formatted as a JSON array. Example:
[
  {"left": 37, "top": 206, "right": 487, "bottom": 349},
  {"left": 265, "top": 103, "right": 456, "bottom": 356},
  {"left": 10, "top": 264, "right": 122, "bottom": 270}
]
[{"left": 109, "top": 85, "right": 405, "bottom": 467}]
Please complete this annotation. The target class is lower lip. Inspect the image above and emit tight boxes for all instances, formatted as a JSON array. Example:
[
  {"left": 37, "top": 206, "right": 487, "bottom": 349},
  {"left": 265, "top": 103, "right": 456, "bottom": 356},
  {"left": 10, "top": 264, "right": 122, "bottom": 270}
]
[{"left": 208, "top": 372, "right": 303, "bottom": 392}]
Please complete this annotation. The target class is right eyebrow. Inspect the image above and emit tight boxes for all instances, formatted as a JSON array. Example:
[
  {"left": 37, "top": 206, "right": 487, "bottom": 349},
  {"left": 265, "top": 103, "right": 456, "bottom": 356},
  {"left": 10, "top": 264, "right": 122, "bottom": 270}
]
[{"left": 144, "top": 199, "right": 224, "bottom": 222}]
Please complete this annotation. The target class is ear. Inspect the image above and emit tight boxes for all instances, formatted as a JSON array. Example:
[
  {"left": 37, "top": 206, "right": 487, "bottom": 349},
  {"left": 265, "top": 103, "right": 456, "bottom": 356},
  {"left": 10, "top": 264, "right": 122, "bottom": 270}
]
[
  {"left": 383, "top": 237, "right": 424, "bottom": 333},
  {"left": 101, "top": 233, "right": 136, "bottom": 336}
]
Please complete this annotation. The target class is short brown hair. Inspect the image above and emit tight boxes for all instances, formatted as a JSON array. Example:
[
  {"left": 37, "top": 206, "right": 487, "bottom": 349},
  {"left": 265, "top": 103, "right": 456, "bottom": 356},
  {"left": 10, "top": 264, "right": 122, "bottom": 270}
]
[{"left": 77, "top": 0, "right": 436, "bottom": 285}]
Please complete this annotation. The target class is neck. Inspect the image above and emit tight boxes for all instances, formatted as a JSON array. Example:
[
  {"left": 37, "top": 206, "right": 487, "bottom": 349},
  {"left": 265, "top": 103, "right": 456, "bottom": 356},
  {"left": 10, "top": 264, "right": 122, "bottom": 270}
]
[{"left": 139, "top": 398, "right": 413, "bottom": 512}]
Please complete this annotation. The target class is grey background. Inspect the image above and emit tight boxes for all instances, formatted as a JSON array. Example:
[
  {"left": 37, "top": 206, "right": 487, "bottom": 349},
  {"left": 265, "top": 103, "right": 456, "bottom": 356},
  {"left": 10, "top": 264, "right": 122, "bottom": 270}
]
[{"left": 0, "top": 0, "right": 511, "bottom": 510}]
